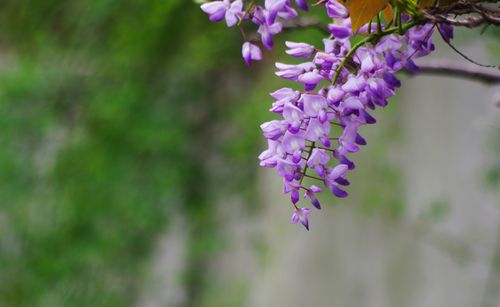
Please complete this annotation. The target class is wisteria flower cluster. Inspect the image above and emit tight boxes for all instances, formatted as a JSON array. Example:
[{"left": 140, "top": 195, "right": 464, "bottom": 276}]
[{"left": 200, "top": 0, "right": 453, "bottom": 230}]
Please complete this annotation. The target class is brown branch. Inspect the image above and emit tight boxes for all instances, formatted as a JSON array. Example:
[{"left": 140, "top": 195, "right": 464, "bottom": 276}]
[
  {"left": 421, "top": 0, "right": 500, "bottom": 27},
  {"left": 404, "top": 59, "right": 500, "bottom": 84}
]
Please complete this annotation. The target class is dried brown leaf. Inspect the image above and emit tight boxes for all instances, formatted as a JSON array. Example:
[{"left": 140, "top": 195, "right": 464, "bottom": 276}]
[{"left": 349, "top": 0, "right": 390, "bottom": 32}]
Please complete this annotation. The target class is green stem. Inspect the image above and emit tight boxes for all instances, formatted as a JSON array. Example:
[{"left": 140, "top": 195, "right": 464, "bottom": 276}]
[
  {"left": 393, "top": 5, "right": 400, "bottom": 27},
  {"left": 376, "top": 13, "right": 383, "bottom": 33},
  {"left": 237, "top": 0, "right": 255, "bottom": 27},
  {"left": 398, "top": 13, "right": 403, "bottom": 34},
  {"left": 303, "top": 174, "right": 325, "bottom": 181},
  {"left": 299, "top": 142, "right": 315, "bottom": 185},
  {"left": 332, "top": 36, "right": 372, "bottom": 84}
]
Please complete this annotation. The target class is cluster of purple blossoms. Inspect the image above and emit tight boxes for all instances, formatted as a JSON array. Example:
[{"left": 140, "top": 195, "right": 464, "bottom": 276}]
[
  {"left": 200, "top": 0, "right": 453, "bottom": 230},
  {"left": 201, "top": 0, "right": 311, "bottom": 65}
]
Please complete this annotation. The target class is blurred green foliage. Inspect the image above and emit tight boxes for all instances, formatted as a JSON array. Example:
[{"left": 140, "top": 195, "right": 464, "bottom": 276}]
[{"left": 0, "top": 1, "right": 262, "bottom": 306}]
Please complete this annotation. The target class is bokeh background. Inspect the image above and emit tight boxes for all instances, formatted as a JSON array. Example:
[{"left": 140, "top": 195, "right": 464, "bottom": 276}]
[{"left": 0, "top": 1, "right": 499, "bottom": 307}]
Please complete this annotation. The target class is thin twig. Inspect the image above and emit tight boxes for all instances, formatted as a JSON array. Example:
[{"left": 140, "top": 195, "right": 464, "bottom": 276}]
[
  {"left": 405, "top": 59, "right": 500, "bottom": 84},
  {"left": 437, "top": 24, "right": 498, "bottom": 68}
]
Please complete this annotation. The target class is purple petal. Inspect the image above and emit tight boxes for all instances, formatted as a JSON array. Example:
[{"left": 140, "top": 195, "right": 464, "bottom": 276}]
[
  {"left": 355, "top": 133, "right": 367, "bottom": 145},
  {"left": 326, "top": 0, "right": 348, "bottom": 18},
  {"left": 405, "top": 59, "right": 420, "bottom": 73},
  {"left": 298, "top": 71, "right": 324, "bottom": 90},
  {"left": 343, "top": 96, "right": 364, "bottom": 110},
  {"left": 328, "top": 24, "right": 352, "bottom": 39},
  {"left": 242, "top": 42, "right": 263, "bottom": 65},
  {"left": 302, "top": 94, "right": 327, "bottom": 117},
  {"left": 295, "top": 0, "right": 309, "bottom": 11},
  {"left": 438, "top": 23, "right": 454, "bottom": 43},
  {"left": 265, "top": 0, "right": 287, "bottom": 13},
  {"left": 291, "top": 189, "right": 300, "bottom": 204},
  {"left": 335, "top": 177, "right": 350, "bottom": 186},
  {"left": 329, "top": 164, "right": 348, "bottom": 180},
  {"left": 225, "top": 0, "right": 243, "bottom": 26},
  {"left": 331, "top": 185, "right": 348, "bottom": 198},
  {"left": 310, "top": 197, "right": 321, "bottom": 209},
  {"left": 201, "top": 1, "right": 227, "bottom": 22},
  {"left": 383, "top": 72, "right": 401, "bottom": 88}
]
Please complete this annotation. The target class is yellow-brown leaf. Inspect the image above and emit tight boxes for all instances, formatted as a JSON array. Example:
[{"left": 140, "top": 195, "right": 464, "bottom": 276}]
[
  {"left": 349, "top": 0, "right": 390, "bottom": 33},
  {"left": 383, "top": 5, "right": 393, "bottom": 23}
]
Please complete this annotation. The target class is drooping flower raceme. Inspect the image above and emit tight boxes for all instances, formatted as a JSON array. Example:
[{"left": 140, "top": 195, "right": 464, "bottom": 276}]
[{"left": 200, "top": 0, "right": 452, "bottom": 230}]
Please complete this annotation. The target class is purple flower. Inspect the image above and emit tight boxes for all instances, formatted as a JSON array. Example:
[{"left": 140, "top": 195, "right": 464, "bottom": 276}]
[
  {"left": 325, "top": 0, "right": 348, "bottom": 18},
  {"left": 326, "top": 164, "right": 349, "bottom": 198},
  {"left": 302, "top": 94, "right": 328, "bottom": 122},
  {"left": 281, "top": 131, "right": 306, "bottom": 155},
  {"left": 270, "top": 88, "right": 301, "bottom": 113},
  {"left": 328, "top": 19, "right": 352, "bottom": 39},
  {"left": 200, "top": 0, "right": 243, "bottom": 27},
  {"left": 275, "top": 62, "right": 315, "bottom": 81},
  {"left": 261, "top": 120, "right": 287, "bottom": 140},
  {"left": 277, "top": 6, "right": 299, "bottom": 20},
  {"left": 305, "top": 185, "right": 322, "bottom": 209},
  {"left": 383, "top": 72, "right": 401, "bottom": 88},
  {"left": 342, "top": 96, "right": 365, "bottom": 111},
  {"left": 259, "top": 140, "right": 283, "bottom": 168},
  {"left": 283, "top": 180, "right": 302, "bottom": 203},
  {"left": 341, "top": 75, "right": 366, "bottom": 93},
  {"left": 298, "top": 70, "right": 324, "bottom": 91},
  {"left": 330, "top": 184, "right": 348, "bottom": 198},
  {"left": 291, "top": 207, "right": 311, "bottom": 230},
  {"left": 313, "top": 52, "right": 338, "bottom": 72},
  {"left": 285, "top": 41, "right": 315, "bottom": 58},
  {"left": 359, "top": 51, "right": 379, "bottom": 73},
  {"left": 305, "top": 118, "right": 331, "bottom": 147},
  {"left": 405, "top": 59, "right": 420, "bottom": 73},
  {"left": 323, "top": 38, "right": 350, "bottom": 55},
  {"left": 265, "top": 0, "right": 288, "bottom": 17},
  {"left": 438, "top": 23, "right": 454, "bottom": 43},
  {"left": 385, "top": 52, "right": 405, "bottom": 71},
  {"left": 328, "top": 164, "right": 348, "bottom": 180},
  {"left": 307, "top": 148, "right": 330, "bottom": 178},
  {"left": 366, "top": 78, "right": 393, "bottom": 106},
  {"left": 282, "top": 103, "right": 304, "bottom": 133},
  {"left": 201, "top": 1, "right": 227, "bottom": 22},
  {"left": 406, "top": 24, "right": 435, "bottom": 57},
  {"left": 271, "top": 87, "right": 300, "bottom": 101},
  {"left": 277, "top": 159, "right": 300, "bottom": 182},
  {"left": 225, "top": 0, "right": 243, "bottom": 26},
  {"left": 357, "top": 109, "right": 377, "bottom": 124},
  {"left": 375, "top": 35, "right": 403, "bottom": 54},
  {"left": 254, "top": 7, "right": 283, "bottom": 50},
  {"left": 242, "top": 42, "right": 263, "bottom": 66},
  {"left": 338, "top": 121, "right": 361, "bottom": 152},
  {"left": 200, "top": 0, "right": 442, "bottom": 231},
  {"left": 326, "top": 86, "right": 345, "bottom": 105},
  {"left": 259, "top": 21, "right": 283, "bottom": 50}
]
